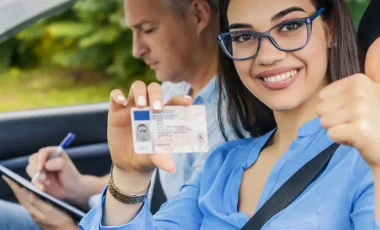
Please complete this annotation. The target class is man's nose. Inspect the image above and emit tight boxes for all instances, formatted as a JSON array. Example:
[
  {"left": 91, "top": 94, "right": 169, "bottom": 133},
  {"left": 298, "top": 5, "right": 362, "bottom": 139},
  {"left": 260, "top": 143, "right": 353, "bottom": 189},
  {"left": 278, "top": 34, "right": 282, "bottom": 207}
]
[{"left": 132, "top": 35, "right": 148, "bottom": 58}]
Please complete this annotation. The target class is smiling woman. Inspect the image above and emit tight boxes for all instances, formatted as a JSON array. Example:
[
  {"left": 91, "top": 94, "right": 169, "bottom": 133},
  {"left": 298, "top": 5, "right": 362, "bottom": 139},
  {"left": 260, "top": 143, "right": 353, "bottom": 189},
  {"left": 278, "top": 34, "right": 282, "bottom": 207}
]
[{"left": 217, "top": 0, "right": 361, "bottom": 137}]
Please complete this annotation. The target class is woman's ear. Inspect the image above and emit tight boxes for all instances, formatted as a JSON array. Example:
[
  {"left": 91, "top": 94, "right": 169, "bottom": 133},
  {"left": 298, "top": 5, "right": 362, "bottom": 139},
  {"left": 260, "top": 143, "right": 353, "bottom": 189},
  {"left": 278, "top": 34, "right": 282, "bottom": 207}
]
[{"left": 326, "top": 24, "right": 336, "bottom": 48}]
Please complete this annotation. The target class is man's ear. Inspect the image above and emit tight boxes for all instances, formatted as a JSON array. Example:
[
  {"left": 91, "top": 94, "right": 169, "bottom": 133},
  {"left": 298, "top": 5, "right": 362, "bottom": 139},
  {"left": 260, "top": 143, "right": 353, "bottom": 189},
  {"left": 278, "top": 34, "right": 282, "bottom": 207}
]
[{"left": 187, "top": 0, "right": 212, "bottom": 34}]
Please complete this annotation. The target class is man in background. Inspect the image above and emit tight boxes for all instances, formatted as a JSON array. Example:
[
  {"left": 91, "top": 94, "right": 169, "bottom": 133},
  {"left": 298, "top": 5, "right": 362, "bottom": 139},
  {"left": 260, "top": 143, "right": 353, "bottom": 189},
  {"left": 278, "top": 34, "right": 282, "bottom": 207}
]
[{"left": 0, "top": 0, "right": 238, "bottom": 229}]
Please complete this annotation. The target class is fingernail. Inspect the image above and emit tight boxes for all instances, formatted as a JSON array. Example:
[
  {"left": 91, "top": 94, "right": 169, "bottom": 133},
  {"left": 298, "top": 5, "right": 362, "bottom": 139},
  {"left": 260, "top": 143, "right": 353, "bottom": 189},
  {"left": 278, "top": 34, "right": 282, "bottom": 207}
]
[
  {"left": 117, "top": 95, "right": 126, "bottom": 102},
  {"left": 184, "top": 95, "right": 192, "bottom": 100},
  {"left": 137, "top": 96, "right": 147, "bottom": 106},
  {"left": 153, "top": 100, "right": 162, "bottom": 110}
]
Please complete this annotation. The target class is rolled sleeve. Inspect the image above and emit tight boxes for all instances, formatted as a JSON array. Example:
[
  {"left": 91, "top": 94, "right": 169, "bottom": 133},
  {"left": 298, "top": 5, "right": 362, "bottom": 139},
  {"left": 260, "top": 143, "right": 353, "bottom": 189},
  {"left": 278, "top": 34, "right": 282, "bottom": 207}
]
[
  {"left": 79, "top": 170, "right": 203, "bottom": 230},
  {"left": 79, "top": 187, "right": 154, "bottom": 230}
]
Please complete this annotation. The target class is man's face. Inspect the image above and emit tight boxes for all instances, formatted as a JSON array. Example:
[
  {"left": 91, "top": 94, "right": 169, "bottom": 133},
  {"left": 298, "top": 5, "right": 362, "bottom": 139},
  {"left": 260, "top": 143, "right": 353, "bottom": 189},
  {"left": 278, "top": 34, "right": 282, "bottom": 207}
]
[
  {"left": 138, "top": 125, "right": 147, "bottom": 134},
  {"left": 124, "top": 0, "right": 198, "bottom": 82},
  {"left": 137, "top": 124, "right": 149, "bottom": 141}
]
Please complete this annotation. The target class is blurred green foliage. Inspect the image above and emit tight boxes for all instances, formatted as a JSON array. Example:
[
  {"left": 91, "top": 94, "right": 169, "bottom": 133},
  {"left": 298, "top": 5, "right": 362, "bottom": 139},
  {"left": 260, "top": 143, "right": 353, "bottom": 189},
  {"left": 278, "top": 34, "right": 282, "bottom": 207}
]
[
  {"left": 0, "top": 68, "right": 126, "bottom": 112},
  {"left": 0, "top": 0, "right": 154, "bottom": 83},
  {"left": 347, "top": 0, "right": 373, "bottom": 29}
]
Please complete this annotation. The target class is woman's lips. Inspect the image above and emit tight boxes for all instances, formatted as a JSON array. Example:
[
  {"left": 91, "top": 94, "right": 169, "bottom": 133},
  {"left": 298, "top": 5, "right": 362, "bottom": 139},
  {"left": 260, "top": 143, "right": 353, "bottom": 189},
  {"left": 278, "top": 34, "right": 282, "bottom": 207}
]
[{"left": 259, "top": 68, "right": 302, "bottom": 90}]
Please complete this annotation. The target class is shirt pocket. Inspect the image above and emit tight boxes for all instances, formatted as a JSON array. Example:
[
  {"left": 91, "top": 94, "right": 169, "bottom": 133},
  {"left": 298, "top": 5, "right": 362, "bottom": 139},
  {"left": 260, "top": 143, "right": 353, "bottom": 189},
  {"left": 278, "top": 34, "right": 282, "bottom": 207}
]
[{"left": 267, "top": 211, "right": 319, "bottom": 230}]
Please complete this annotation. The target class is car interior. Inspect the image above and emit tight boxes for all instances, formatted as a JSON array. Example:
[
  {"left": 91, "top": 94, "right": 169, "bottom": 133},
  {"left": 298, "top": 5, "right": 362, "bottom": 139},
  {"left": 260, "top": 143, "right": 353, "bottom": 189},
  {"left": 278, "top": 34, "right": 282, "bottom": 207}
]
[
  {"left": 358, "top": 0, "right": 380, "bottom": 54},
  {"left": 0, "top": 0, "right": 378, "bottom": 211},
  {"left": 0, "top": 103, "right": 111, "bottom": 204}
]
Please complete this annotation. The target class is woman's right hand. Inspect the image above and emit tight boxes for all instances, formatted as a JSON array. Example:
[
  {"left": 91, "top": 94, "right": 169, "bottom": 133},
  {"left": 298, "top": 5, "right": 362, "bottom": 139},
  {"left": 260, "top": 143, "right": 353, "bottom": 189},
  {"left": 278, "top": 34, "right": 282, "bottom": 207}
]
[{"left": 108, "top": 81, "right": 192, "bottom": 189}]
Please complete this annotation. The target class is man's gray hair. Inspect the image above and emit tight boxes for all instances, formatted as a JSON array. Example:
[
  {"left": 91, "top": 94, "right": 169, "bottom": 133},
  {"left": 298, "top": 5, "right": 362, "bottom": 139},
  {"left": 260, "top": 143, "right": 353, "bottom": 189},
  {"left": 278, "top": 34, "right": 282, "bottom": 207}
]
[{"left": 164, "top": 0, "right": 217, "bottom": 15}]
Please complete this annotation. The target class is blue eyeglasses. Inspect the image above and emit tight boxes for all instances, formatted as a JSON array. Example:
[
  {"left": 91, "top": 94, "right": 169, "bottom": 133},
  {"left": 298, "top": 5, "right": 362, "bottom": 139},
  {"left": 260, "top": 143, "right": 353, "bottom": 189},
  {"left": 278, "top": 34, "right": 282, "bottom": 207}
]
[{"left": 217, "top": 8, "right": 325, "bottom": 61}]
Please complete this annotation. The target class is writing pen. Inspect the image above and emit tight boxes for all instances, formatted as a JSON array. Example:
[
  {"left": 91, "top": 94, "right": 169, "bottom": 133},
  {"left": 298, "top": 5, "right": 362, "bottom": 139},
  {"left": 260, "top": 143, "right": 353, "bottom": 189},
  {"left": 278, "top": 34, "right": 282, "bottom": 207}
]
[{"left": 31, "top": 132, "right": 76, "bottom": 184}]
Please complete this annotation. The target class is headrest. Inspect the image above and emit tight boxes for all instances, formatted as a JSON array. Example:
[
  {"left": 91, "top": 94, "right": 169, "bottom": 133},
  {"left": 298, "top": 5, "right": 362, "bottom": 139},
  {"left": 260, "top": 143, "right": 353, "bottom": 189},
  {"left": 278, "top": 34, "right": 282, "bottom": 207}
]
[{"left": 357, "top": 0, "right": 380, "bottom": 54}]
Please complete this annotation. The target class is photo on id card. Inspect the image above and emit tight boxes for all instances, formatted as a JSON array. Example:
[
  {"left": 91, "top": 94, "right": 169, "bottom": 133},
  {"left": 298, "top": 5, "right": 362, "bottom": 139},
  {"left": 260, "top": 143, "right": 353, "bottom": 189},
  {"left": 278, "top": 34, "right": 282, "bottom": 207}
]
[
  {"left": 131, "top": 109, "right": 153, "bottom": 153},
  {"left": 131, "top": 105, "right": 209, "bottom": 154}
]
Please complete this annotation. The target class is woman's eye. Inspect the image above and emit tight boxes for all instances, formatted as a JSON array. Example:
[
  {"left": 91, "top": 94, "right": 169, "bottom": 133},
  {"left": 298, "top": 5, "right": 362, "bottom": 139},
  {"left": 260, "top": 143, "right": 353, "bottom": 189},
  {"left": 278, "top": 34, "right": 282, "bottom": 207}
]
[
  {"left": 232, "top": 33, "right": 255, "bottom": 42},
  {"left": 280, "top": 22, "right": 302, "bottom": 32},
  {"left": 143, "top": 28, "right": 155, "bottom": 34}
]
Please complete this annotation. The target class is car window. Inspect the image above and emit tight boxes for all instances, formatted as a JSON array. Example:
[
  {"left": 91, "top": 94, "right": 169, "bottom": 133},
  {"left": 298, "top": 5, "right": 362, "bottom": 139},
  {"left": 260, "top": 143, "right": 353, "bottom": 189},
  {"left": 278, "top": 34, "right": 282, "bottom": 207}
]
[
  {"left": 0, "top": 0, "right": 155, "bottom": 113},
  {"left": 0, "top": 0, "right": 371, "bottom": 112}
]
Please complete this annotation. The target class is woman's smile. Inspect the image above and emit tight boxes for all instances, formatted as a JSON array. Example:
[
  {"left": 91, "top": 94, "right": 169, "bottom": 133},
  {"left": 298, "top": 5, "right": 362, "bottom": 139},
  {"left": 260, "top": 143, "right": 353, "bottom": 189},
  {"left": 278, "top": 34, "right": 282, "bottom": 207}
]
[{"left": 255, "top": 67, "right": 303, "bottom": 90}]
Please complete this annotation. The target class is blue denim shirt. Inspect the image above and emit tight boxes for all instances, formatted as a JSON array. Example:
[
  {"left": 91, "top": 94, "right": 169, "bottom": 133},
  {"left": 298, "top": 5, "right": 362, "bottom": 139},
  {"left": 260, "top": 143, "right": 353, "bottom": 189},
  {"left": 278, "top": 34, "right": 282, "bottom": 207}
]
[{"left": 80, "top": 117, "right": 380, "bottom": 229}]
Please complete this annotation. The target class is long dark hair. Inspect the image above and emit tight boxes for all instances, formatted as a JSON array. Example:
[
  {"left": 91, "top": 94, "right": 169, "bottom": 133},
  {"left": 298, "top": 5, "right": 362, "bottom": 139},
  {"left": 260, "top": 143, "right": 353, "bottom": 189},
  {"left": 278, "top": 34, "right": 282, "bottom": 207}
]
[{"left": 217, "top": 0, "right": 363, "bottom": 140}]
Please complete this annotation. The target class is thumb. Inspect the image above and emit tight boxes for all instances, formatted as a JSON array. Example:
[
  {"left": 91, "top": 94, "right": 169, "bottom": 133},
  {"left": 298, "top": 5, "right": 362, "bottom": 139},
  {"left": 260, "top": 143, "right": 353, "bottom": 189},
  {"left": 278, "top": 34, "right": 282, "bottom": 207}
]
[
  {"left": 365, "top": 37, "right": 380, "bottom": 82},
  {"left": 165, "top": 95, "right": 193, "bottom": 106},
  {"left": 36, "top": 146, "right": 68, "bottom": 171},
  {"left": 150, "top": 154, "right": 176, "bottom": 173},
  {"left": 44, "top": 158, "right": 66, "bottom": 172}
]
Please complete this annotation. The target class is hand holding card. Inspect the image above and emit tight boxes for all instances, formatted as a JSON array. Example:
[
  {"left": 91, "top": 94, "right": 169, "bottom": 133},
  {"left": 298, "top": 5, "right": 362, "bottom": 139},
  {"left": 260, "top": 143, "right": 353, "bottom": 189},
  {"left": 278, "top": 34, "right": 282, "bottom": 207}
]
[{"left": 107, "top": 81, "right": 193, "bottom": 193}]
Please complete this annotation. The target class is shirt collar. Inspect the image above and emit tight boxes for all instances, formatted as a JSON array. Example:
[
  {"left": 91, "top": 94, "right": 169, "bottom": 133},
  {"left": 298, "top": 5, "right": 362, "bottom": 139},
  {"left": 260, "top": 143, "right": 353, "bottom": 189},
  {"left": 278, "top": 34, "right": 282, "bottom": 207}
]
[
  {"left": 244, "top": 117, "right": 323, "bottom": 169},
  {"left": 193, "top": 76, "right": 218, "bottom": 105},
  {"left": 297, "top": 116, "right": 323, "bottom": 138}
]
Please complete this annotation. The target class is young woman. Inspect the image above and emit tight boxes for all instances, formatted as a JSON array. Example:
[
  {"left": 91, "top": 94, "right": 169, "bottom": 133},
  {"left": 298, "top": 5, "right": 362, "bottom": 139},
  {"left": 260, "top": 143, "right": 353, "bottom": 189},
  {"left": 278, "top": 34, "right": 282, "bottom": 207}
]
[{"left": 29, "top": 0, "right": 380, "bottom": 229}]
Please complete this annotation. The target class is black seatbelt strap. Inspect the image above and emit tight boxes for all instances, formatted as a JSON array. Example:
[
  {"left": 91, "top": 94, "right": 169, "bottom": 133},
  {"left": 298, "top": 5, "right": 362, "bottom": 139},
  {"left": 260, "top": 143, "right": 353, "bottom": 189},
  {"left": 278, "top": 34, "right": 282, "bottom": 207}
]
[{"left": 242, "top": 143, "right": 340, "bottom": 230}]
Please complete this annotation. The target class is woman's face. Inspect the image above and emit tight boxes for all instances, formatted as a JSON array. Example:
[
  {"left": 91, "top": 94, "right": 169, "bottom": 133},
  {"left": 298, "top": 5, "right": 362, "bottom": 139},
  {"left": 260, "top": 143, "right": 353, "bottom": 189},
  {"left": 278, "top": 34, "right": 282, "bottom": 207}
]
[{"left": 227, "top": 0, "right": 330, "bottom": 112}]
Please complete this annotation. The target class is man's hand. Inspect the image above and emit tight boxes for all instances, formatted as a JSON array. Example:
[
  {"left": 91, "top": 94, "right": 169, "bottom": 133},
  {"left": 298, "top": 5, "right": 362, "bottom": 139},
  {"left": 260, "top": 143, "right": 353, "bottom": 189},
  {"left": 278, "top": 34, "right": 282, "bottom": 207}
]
[
  {"left": 2, "top": 176, "right": 78, "bottom": 230},
  {"left": 26, "top": 146, "right": 87, "bottom": 206}
]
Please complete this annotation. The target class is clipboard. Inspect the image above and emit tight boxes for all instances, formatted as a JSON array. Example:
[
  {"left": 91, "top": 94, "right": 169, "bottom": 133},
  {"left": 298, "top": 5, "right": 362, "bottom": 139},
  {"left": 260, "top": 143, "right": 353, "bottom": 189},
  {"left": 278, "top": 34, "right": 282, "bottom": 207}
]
[{"left": 0, "top": 164, "right": 86, "bottom": 222}]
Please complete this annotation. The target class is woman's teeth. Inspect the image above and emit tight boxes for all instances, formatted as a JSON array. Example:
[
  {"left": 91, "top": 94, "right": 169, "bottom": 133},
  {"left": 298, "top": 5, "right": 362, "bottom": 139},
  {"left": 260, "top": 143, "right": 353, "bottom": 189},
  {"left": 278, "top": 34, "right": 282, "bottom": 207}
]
[{"left": 263, "top": 70, "right": 298, "bottom": 83}]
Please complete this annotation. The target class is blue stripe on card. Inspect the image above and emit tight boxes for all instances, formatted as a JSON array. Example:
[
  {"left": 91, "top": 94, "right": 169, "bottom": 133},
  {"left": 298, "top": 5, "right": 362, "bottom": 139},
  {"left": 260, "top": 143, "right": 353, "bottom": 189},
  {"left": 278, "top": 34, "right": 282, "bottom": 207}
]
[{"left": 134, "top": 111, "right": 150, "bottom": 121}]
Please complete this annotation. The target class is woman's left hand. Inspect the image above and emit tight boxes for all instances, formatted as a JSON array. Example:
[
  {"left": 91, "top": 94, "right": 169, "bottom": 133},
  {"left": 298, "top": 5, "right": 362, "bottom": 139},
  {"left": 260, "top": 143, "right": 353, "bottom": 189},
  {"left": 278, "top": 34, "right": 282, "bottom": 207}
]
[{"left": 317, "top": 37, "right": 380, "bottom": 170}]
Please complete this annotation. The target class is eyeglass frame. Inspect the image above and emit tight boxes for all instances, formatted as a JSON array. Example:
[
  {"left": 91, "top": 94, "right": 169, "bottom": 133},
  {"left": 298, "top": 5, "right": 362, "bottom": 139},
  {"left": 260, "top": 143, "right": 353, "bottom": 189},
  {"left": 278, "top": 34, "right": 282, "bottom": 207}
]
[{"left": 217, "top": 7, "right": 326, "bottom": 61}]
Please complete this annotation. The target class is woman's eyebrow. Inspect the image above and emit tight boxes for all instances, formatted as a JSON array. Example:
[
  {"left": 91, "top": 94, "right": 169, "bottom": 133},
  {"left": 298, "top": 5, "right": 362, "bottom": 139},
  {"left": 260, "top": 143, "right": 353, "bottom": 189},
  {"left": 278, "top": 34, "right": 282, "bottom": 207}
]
[
  {"left": 271, "top": 6, "right": 306, "bottom": 21},
  {"left": 228, "top": 6, "right": 306, "bottom": 30}
]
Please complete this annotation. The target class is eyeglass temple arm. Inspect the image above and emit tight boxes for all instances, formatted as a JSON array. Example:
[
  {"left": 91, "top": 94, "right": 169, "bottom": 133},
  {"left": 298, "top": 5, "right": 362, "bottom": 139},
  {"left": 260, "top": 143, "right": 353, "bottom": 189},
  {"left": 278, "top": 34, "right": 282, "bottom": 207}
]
[{"left": 311, "top": 7, "right": 326, "bottom": 20}]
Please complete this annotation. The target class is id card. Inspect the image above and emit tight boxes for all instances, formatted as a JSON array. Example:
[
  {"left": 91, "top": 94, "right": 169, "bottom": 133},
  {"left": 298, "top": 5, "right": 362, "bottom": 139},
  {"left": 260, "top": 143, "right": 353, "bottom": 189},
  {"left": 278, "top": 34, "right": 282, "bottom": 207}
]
[{"left": 131, "top": 105, "right": 208, "bottom": 154}]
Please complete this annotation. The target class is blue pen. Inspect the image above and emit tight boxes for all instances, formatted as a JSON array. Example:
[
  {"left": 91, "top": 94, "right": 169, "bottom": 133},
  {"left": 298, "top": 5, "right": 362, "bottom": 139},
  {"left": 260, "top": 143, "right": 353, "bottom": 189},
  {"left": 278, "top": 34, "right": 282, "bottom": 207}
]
[{"left": 31, "top": 132, "right": 76, "bottom": 183}]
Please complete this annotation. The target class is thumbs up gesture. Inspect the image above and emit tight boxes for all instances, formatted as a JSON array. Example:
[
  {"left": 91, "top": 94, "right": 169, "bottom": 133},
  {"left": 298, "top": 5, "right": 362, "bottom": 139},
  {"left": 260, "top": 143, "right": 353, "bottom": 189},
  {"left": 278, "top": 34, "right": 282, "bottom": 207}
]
[{"left": 317, "top": 37, "right": 380, "bottom": 169}]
